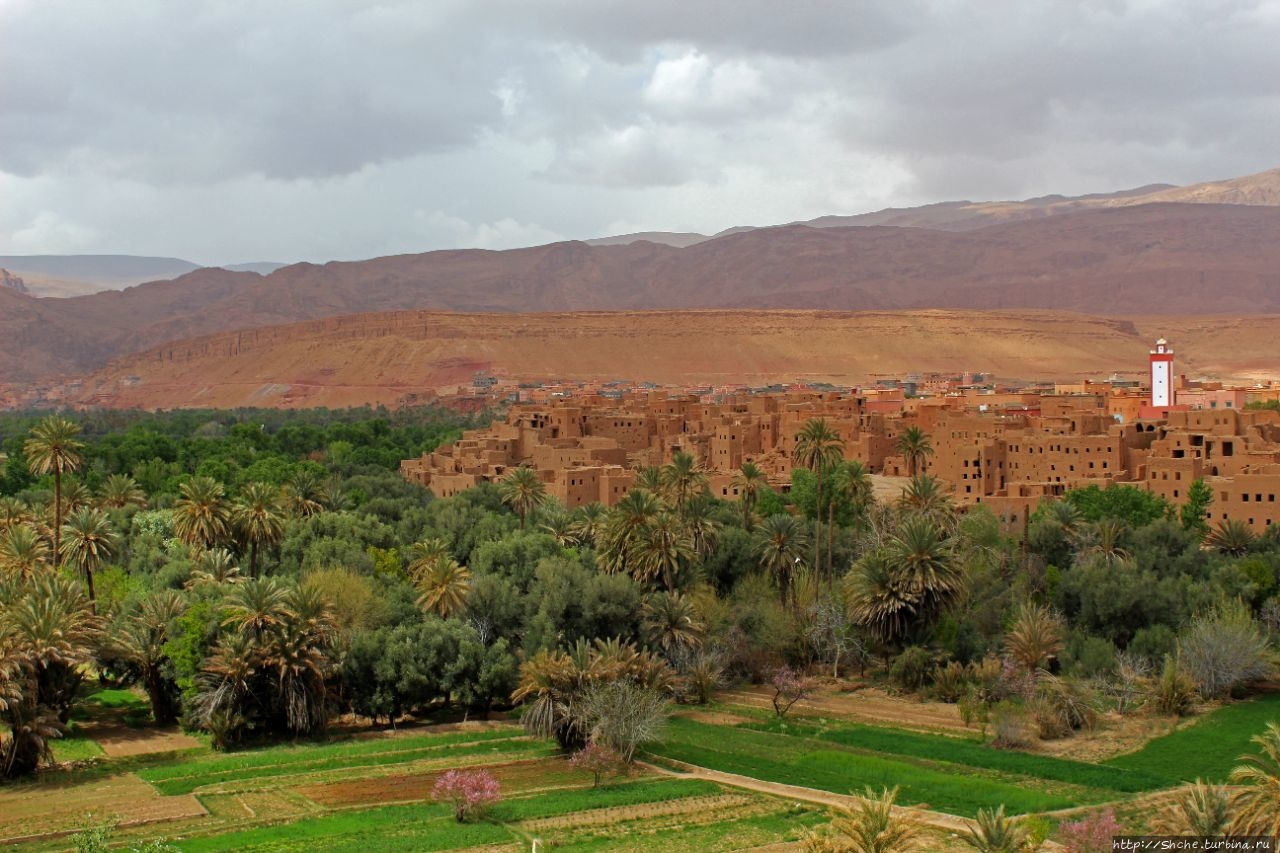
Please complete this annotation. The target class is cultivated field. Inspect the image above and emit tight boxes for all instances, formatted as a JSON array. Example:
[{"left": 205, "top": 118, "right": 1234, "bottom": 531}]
[{"left": 3, "top": 686, "right": 1277, "bottom": 851}]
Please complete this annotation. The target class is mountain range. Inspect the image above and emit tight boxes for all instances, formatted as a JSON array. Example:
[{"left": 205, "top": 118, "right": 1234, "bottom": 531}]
[{"left": 3, "top": 167, "right": 1279, "bottom": 408}]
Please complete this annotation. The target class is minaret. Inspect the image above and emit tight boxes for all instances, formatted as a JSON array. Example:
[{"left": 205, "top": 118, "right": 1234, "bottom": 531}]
[{"left": 1150, "top": 338, "right": 1173, "bottom": 408}]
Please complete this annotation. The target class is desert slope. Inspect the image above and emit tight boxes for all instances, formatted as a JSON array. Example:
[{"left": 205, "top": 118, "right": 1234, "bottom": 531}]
[
  {"left": 65, "top": 309, "right": 1276, "bottom": 410},
  {"left": 5, "top": 202, "right": 1280, "bottom": 385}
]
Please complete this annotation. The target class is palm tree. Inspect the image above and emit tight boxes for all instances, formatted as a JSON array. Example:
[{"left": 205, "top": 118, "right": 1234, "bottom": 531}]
[
  {"left": 896, "top": 426, "right": 933, "bottom": 477},
  {"left": 681, "top": 495, "right": 721, "bottom": 561},
  {"left": 889, "top": 516, "right": 962, "bottom": 626},
  {"left": 59, "top": 480, "right": 94, "bottom": 517},
  {"left": 598, "top": 489, "right": 661, "bottom": 575},
  {"left": 898, "top": 474, "right": 953, "bottom": 522},
  {"left": 731, "top": 462, "right": 768, "bottom": 531},
  {"left": 173, "top": 476, "right": 231, "bottom": 550},
  {"left": 540, "top": 508, "right": 581, "bottom": 547},
  {"left": 959, "top": 805, "right": 1030, "bottom": 852},
  {"left": 803, "top": 786, "right": 921, "bottom": 853},
  {"left": 407, "top": 537, "right": 452, "bottom": 579},
  {"left": 661, "top": 451, "right": 706, "bottom": 511},
  {"left": 187, "top": 547, "right": 243, "bottom": 587},
  {"left": 569, "top": 503, "right": 608, "bottom": 548},
  {"left": 0, "top": 524, "right": 50, "bottom": 580},
  {"left": 1206, "top": 519, "right": 1256, "bottom": 557},
  {"left": 1229, "top": 721, "right": 1280, "bottom": 836},
  {"left": 631, "top": 510, "right": 694, "bottom": 590},
  {"left": 1072, "top": 518, "right": 1131, "bottom": 567},
  {"left": 641, "top": 591, "right": 704, "bottom": 659},
  {"left": 634, "top": 467, "right": 663, "bottom": 495},
  {"left": 844, "top": 548, "right": 916, "bottom": 647},
  {"left": 97, "top": 474, "right": 147, "bottom": 510},
  {"left": 499, "top": 466, "right": 547, "bottom": 530},
  {"left": 283, "top": 469, "right": 325, "bottom": 518},
  {"left": 756, "top": 513, "right": 809, "bottom": 606},
  {"left": 23, "top": 416, "right": 84, "bottom": 569},
  {"left": 833, "top": 461, "right": 874, "bottom": 525},
  {"left": 794, "top": 418, "right": 845, "bottom": 579},
  {"left": 233, "top": 481, "right": 286, "bottom": 578},
  {"left": 115, "top": 591, "right": 187, "bottom": 724},
  {"left": 59, "top": 507, "right": 116, "bottom": 608},
  {"left": 0, "top": 497, "right": 30, "bottom": 531},
  {"left": 1003, "top": 601, "right": 1064, "bottom": 674},
  {"left": 414, "top": 557, "right": 472, "bottom": 618},
  {"left": 222, "top": 577, "right": 293, "bottom": 644},
  {"left": 1150, "top": 779, "right": 1232, "bottom": 836}
]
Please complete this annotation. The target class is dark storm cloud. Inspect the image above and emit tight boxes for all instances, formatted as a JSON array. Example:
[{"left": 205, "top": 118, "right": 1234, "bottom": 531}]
[{"left": 0, "top": 0, "right": 1276, "bottom": 262}]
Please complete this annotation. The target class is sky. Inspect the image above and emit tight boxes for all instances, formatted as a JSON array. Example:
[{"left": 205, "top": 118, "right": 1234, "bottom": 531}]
[{"left": 1, "top": 0, "right": 1278, "bottom": 265}]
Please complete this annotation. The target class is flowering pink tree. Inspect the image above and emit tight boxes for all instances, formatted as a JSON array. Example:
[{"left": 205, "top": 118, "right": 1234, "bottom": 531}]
[
  {"left": 431, "top": 768, "right": 502, "bottom": 822},
  {"left": 569, "top": 740, "right": 626, "bottom": 787},
  {"left": 1058, "top": 808, "right": 1122, "bottom": 853},
  {"left": 769, "top": 666, "right": 815, "bottom": 719}
]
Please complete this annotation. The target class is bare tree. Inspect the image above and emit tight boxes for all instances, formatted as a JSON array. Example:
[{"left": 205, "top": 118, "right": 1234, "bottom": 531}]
[
  {"left": 1179, "top": 598, "right": 1272, "bottom": 699},
  {"left": 806, "top": 597, "right": 868, "bottom": 679},
  {"left": 577, "top": 679, "right": 669, "bottom": 763}
]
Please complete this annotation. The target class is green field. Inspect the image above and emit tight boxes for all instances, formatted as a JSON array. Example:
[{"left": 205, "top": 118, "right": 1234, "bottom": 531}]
[
  {"left": 650, "top": 717, "right": 1095, "bottom": 816},
  {"left": 1105, "top": 692, "right": 1280, "bottom": 784}
]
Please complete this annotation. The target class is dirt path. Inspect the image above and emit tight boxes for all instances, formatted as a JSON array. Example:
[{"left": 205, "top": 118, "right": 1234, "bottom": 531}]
[{"left": 638, "top": 759, "right": 973, "bottom": 834}]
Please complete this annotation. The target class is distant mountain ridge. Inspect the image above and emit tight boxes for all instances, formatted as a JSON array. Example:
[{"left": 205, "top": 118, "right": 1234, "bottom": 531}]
[
  {"left": 1, "top": 201, "right": 1279, "bottom": 387},
  {"left": 0, "top": 254, "right": 286, "bottom": 297},
  {"left": 586, "top": 167, "right": 1280, "bottom": 247}
]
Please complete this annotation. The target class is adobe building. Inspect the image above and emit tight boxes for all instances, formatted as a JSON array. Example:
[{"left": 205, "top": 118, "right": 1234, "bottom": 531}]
[{"left": 402, "top": 337, "right": 1280, "bottom": 532}]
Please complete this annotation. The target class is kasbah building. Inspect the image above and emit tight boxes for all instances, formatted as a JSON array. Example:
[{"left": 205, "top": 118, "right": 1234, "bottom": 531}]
[{"left": 401, "top": 338, "right": 1280, "bottom": 534}]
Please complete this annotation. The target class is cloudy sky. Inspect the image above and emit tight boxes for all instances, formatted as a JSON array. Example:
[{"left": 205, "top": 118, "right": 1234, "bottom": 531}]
[{"left": 2, "top": 0, "right": 1278, "bottom": 265}]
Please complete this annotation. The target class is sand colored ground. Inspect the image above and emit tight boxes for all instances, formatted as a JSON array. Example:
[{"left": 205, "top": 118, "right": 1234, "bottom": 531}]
[
  {"left": 63, "top": 309, "right": 1280, "bottom": 411},
  {"left": 84, "top": 724, "right": 203, "bottom": 758}
]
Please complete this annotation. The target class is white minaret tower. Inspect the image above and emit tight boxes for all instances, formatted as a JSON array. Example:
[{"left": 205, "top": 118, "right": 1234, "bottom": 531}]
[{"left": 1150, "top": 337, "right": 1173, "bottom": 408}]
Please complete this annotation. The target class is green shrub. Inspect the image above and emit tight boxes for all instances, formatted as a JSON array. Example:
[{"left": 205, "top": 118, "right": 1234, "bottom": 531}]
[{"left": 890, "top": 646, "right": 935, "bottom": 691}]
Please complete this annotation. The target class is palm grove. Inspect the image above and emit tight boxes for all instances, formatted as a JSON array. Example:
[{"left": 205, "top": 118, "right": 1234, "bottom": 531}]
[{"left": 2, "top": 409, "right": 1279, "bottom": 828}]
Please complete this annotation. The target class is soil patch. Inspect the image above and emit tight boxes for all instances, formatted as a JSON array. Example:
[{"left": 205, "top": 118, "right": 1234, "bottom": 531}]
[
  {"left": 86, "top": 723, "right": 203, "bottom": 758},
  {"left": 721, "top": 685, "right": 969, "bottom": 733},
  {"left": 0, "top": 773, "right": 206, "bottom": 845}
]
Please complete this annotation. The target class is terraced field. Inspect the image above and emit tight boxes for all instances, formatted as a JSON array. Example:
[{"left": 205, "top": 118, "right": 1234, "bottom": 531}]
[{"left": 4, "top": 690, "right": 1278, "bottom": 851}]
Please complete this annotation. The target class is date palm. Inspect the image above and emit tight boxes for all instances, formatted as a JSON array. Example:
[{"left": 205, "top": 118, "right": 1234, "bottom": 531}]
[
  {"left": 23, "top": 416, "right": 84, "bottom": 570},
  {"left": 0, "top": 524, "right": 50, "bottom": 580},
  {"left": 499, "top": 466, "right": 547, "bottom": 530},
  {"left": 890, "top": 515, "right": 961, "bottom": 618},
  {"left": 173, "top": 476, "right": 231, "bottom": 550},
  {"left": 794, "top": 418, "right": 844, "bottom": 580},
  {"left": 407, "top": 537, "right": 452, "bottom": 579},
  {"left": 97, "top": 474, "right": 147, "bottom": 510},
  {"left": 1206, "top": 518, "right": 1256, "bottom": 557},
  {"left": 59, "top": 507, "right": 116, "bottom": 608},
  {"left": 1004, "top": 600, "right": 1064, "bottom": 674},
  {"left": 222, "top": 577, "right": 293, "bottom": 644},
  {"left": 414, "top": 557, "right": 472, "bottom": 618},
  {"left": 1230, "top": 721, "right": 1280, "bottom": 836},
  {"left": 681, "top": 495, "right": 721, "bottom": 561},
  {"left": 641, "top": 591, "right": 704, "bottom": 659},
  {"left": 187, "top": 547, "right": 243, "bottom": 587},
  {"left": 0, "top": 497, "right": 30, "bottom": 531},
  {"left": 1150, "top": 779, "right": 1231, "bottom": 836},
  {"left": 661, "top": 451, "right": 706, "bottom": 511},
  {"left": 804, "top": 786, "right": 922, "bottom": 853},
  {"left": 757, "top": 513, "right": 809, "bottom": 606},
  {"left": 1072, "top": 518, "right": 1131, "bottom": 567},
  {"left": 283, "top": 469, "right": 325, "bottom": 518},
  {"left": 960, "top": 805, "right": 1031, "bottom": 852},
  {"left": 233, "top": 481, "right": 286, "bottom": 578},
  {"left": 896, "top": 426, "right": 933, "bottom": 477},
  {"left": 540, "top": 507, "right": 581, "bottom": 547},
  {"left": 115, "top": 590, "right": 187, "bottom": 724},
  {"left": 844, "top": 548, "right": 916, "bottom": 647},
  {"left": 631, "top": 510, "right": 694, "bottom": 590},
  {"left": 569, "top": 502, "right": 608, "bottom": 548},
  {"left": 833, "top": 460, "right": 874, "bottom": 525},
  {"left": 898, "top": 474, "right": 953, "bottom": 523},
  {"left": 598, "top": 489, "right": 661, "bottom": 575},
  {"left": 60, "top": 480, "right": 93, "bottom": 517},
  {"left": 634, "top": 466, "right": 663, "bottom": 495},
  {"left": 731, "top": 462, "right": 768, "bottom": 531}
]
